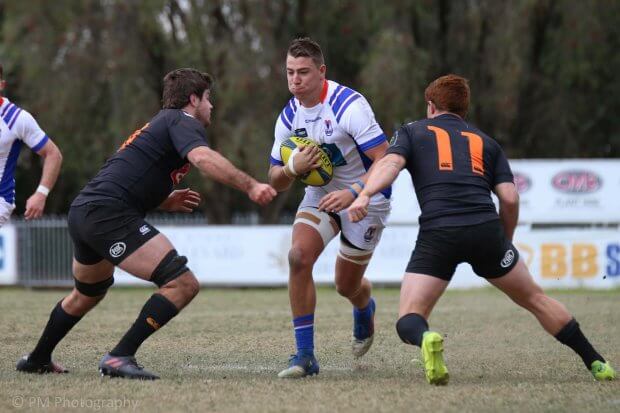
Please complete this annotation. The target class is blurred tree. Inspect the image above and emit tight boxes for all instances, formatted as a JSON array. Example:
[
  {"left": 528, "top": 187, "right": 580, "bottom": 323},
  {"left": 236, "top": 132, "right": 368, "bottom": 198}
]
[{"left": 0, "top": 0, "right": 618, "bottom": 222}]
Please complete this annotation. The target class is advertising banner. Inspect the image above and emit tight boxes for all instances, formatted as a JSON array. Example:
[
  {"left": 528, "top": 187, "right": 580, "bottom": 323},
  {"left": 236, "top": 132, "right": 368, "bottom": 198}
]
[
  {"left": 0, "top": 224, "right": 17, "bottom": 285},
  {"left": 113, "top": 225, "right": 620, "bottom": 289},
  {"left": 389, "top": 159, "right": 620, "bottom": 224}
]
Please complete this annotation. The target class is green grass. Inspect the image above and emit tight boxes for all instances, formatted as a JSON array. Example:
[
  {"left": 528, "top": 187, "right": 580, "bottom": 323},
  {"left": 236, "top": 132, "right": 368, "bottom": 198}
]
[{"left": 1, "top": 287, "right": 618, "bottom": 412}]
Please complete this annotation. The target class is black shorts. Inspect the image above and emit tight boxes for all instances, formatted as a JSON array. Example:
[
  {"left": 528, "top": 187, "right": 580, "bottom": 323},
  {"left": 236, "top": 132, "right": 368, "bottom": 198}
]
[
  {"left": 67, "top": 201, "right": 159, "bottom": 265},
  {"left": 406, "top": 219, "right": 519, "bottom": 281}
]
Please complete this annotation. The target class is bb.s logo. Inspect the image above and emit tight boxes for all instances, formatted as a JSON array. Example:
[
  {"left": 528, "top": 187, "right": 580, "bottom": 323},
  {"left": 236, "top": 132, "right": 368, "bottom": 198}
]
[
  {"left": 171, "top": 163, "right": 191, "bottom": 185},
  {"left": 109, "top": 242, "right": 127, "bottom": 258},
  {"left": 551, "top": 170, "right": 601, "bottom": 193}
]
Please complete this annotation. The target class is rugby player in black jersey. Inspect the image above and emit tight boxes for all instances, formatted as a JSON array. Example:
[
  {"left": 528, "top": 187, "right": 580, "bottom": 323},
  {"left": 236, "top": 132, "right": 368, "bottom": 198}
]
[
  {"left": 348, "top": 75, "right": 615, "bottom": 384},
  {"left": 17, "top": 68, "right": 276, "bottom": 380}
]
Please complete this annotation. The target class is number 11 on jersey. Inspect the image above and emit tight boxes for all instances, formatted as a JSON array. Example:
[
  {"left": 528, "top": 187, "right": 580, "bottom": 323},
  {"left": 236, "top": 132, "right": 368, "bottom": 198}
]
[{"left": 427, "top": 126, "right": 484, "bottom": 175}]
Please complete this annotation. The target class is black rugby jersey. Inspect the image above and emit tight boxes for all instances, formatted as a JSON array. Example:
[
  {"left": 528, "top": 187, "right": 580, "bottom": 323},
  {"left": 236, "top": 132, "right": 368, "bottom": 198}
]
[
  {"left": 387, "top": 114, "right": 513, "bottom": 229},
  {"left": 72, "top": 109, "right": 208, "bottom": 213}
]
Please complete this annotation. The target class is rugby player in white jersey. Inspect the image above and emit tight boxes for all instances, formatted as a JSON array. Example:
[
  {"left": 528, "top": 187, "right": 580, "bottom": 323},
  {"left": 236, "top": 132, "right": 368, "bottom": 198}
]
[
  {"left": 0, "top": 63, "right": 62, "bottom": 225},
  {"left": 268, "top": 38, "right": 391, "bottom": 378}
]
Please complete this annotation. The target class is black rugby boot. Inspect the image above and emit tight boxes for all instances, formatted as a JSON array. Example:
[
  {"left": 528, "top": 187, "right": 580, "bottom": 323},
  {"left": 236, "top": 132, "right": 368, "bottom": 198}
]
[
  {"left": 98, "top": 353, "right": 159, "bottom": 380},
  {"left": 16, "top": 354, "right": 68, "bottom": 374}
]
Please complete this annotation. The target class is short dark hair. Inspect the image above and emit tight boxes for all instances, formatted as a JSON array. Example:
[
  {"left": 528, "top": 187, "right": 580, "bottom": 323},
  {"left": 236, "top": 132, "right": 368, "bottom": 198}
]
[
  {"left": 424, "top": 74, "right": 470, "bottom": 118},
  {"left": 287, "top": 37, "right": 324, "bottom": 67},
  {"left": 162, "top": 68, "right": 213, "bottom": 109}
]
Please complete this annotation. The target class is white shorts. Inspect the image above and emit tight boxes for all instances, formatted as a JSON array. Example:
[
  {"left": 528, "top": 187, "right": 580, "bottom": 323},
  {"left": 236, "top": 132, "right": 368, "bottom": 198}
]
[
  {"left": 298, "top": 191, "right": 390, "bottom": 250},
  {"left": 0, "top": 198, "right": 15, "bottom": 227}
]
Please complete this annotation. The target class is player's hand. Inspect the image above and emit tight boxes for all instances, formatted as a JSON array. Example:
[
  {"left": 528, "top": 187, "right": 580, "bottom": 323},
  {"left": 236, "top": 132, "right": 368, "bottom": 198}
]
[
  {"left": 160, "top": 188, "right": 201, "bottom": 213},
  {"left": 293, "top": 145, "right": 322, "bottom": 175},
  {"left": 347, "top": 194, "right": 370, "bottom": 222},
  {"left": 248, "top": 182, "right": 277, "bottom": 206},
  {"left": 318, "top": 189, "right": 355, "bottom": 213},
  {"left": 24, "top": 192, "right": 47, "bottom": 220}
]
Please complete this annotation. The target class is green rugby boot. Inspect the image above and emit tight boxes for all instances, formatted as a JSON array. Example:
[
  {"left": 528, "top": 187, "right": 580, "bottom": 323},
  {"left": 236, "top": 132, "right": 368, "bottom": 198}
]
[
  {"left": 591, "top": 360, "right": 616, "bottom": 381},
  {"left": 420, "top": 331, "right": 449, "bottom": 385}
]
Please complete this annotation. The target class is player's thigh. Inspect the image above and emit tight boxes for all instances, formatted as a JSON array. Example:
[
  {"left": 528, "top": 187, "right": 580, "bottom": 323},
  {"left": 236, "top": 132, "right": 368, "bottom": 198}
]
[
  {"left": 73, "top": 258, "right": 115, "bottom": 284},
  {"left": 399, "top": 273, "right": 449, "bottom": 318},
  {"left": 118, "top": 233, "right": 177, "bottom": 281},
  {"left": 467, "top": 219, "right": 520, "bottom": 279},
  {"left": 487, "top": 259, "right": 543, "bottom": 305},
  {"left": 291, "top": 207, "right": 339, "bottom": 263},
  {"left": 68, "top": 201, "right": 165, "bottom": 281}
]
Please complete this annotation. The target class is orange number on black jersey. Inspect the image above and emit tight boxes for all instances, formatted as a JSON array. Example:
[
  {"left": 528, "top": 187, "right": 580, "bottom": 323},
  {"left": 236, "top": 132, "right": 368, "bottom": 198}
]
[
  {"left": 427, "top": 126, "right": 484, "bottom": 175},
  {"left": 119, "top": 123, "right": 149, "bottom": 151}
]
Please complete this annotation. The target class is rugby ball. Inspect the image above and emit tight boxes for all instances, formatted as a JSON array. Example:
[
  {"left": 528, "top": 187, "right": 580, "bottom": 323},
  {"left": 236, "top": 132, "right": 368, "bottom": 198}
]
[{"left": 280, "top": 136, "right": 333, "bottom": 186}]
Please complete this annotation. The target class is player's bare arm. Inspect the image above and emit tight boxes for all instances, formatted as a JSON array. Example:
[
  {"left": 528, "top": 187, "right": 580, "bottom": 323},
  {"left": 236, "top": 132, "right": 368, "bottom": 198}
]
[
  {"left": 494, "top": 182, "right": 519, "bottom": 241},
  {"left": 25, "top": 139, "right": 63, "bottom": 220},
  {"left": 187, "top": 146, "right": 276, "bottom": 206},
  {"left": 159, "top": 188, "right": 201, "bottom": 213},
  {"left": 348, "top": 153, "right": 405, "bottom": 223},
  {"left": 318, "top": 141, "right": 389, "bottom": 213},
  {"left": 268, "top": 145, "right": 322, "bottom": 192}
]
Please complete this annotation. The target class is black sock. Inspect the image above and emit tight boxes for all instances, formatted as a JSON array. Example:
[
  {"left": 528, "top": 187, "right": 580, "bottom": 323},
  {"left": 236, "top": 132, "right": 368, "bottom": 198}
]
[
  {"left": 29, "top": 300, "right": 82, "bottom": 363},
  {"left": 110, "top": 294, "right": 179, "bottom": 357},
  {"left": 554, "top": 318, "right": 605, "bottom": 368},
  {"left": 396, "top": 313, "right": 429, "bottom": 347}
]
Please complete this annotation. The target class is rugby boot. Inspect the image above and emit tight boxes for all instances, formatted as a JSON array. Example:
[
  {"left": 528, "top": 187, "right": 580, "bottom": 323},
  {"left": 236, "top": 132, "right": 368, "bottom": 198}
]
[
  {"left": 277, "top": 352, "right": 320, "bottom": 378},
  {"left": 99, "top": 353, "right": 159, "bottom": 380},
  {"left": 351, "top": 298, "right": 376, "bottom": 358},
  {"left": 16, "top": 354, "right": 68, "bottom": 374},
  {"left": 420, "top": 331, "right": 449, "bottom": 385},
  {"left": 591, "top": 360, "right": 616, "bottom": 381}
]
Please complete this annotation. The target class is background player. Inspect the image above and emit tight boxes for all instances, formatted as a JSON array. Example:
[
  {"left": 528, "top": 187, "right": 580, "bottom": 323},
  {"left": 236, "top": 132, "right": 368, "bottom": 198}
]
[
  {"left": 269, "top": 38, "right": 390, "bottom": 378},
  {"left": 348, "top": 74, "right": 616, "bottom": 384},
  {"left": 0, "top": 62, "right": 63, "bottom": 225},
  {"left": 17, "top": 68, "right": 276, "bottom": 380}
]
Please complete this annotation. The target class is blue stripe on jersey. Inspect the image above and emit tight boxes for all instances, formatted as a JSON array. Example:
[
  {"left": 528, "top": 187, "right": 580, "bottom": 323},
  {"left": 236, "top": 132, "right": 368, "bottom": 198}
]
[
  {"left": 329, "top": 85, "right": 343, "bottom": 106},
  {"left": 284, "top": 98, "right": 296, "bottom": 123},
  {"left": 270, "top": 155, "right": 284, "bottom": 166},
  {"left": 32, "top": 134, "right": 49, "bottom": 152},
  {"left": 331, "top": 88, "right": 355, "bottom": 116},
  {"left": 335, "top": 94, "right": 361, "bottom": 122},
  {"left": 8, "top": 109, "right": 22, "bottom": 129},
  {"left": 1, "top": 103, "right": 13, "bottom": 117},
  {"left": 348, "top": 134, "right": 392, "bottom": 199},
  {"left": 2, "top": 104, "right": 18, "bottom": 126},
  {"left": 279, "top": 111, "right": 292, "bottom": 130},
  {"left": 358, "top": 133, "right": 387, "bottom": 152},
  {"left": 0, "top": 140, "right": 23, "bottom": 204}
]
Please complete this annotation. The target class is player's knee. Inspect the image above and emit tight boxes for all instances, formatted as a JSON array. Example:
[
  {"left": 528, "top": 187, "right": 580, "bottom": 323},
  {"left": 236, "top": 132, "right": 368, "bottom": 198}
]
[
  {"left": 288, "top": 246, "right": 313, "bottom": 273},
  {"left": 396, "top": 313, "right": 428, "bottom": 346},
  {"left": 151, "top": 249, "right": 190, "bottom": 288},
  {"left": 334, "top": 278, "right": 357, "bottom": 298},
  {"left": 524, "top": 291, "right": 548, "bottom": 312},
  {"left": 177, "top": 273, "right": 200, "bottom": 300},
  {"left": 68, "top": 277, "right": 113, "bottom": 314},
  {"left": 74, "top": 276, "right": 113, "bottom": 299}
]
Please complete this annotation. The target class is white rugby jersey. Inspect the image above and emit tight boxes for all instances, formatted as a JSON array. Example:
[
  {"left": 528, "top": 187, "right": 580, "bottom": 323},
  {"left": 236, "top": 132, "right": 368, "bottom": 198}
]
[
  {"left": 0, "top": 97, "right": 49, "bottom": 204},
  {"left": 270, "top": 80, "right": 391, "bottom": 205}
]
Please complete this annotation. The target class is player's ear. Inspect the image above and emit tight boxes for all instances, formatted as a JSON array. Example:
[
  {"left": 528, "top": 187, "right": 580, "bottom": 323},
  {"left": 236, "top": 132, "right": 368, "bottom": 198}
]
[{"left": 189, "top": 93, "right": 200, "bottom": 107}]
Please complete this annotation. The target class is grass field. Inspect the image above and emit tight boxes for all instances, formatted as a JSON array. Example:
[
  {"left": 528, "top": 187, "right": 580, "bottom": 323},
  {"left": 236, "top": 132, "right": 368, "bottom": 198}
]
[{"left": 1, "top": 287, "right": 618, "bottom": 412}]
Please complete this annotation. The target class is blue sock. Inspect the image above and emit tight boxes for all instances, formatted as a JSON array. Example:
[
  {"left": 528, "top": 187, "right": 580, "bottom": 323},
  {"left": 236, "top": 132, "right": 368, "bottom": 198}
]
[
  {"left": 293, "top": 314, "right": 314, "bottom": 355},
  {"left": 353, "top": 298, "right": 375, "bottom": 339}
]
